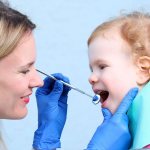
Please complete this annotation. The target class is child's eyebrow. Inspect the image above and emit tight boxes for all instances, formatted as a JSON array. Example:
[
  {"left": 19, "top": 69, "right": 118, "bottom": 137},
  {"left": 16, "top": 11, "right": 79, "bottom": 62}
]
[
  {"left": 89, "top": 59, "right": 108, "bottom": 70},
  {"left": 93, "top": 59, "right": 107, "bottom": 65},
  {"left": 94, "top": 59, "right": 107, "bottom": 65},
  {"left": 89, "top": 59, "right": 105, "bottom": 67}
]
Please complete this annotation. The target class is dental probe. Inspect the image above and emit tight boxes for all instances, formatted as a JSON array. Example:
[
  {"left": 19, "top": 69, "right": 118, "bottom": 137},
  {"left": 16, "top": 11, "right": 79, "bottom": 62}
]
[{"left": 36, "top": 69, "right": 100, "bottom": 104}]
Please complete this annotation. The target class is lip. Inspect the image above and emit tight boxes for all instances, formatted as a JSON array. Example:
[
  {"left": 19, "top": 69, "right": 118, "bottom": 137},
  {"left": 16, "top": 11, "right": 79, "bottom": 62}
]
[
  {"left": 93, "top": 88, "right": 102, "bottom": 94},
  {"left": 101, "top": 99, "right": 108, "bottom": 107},
  {"left": 21, "top": 93, "right": 32, "bottom": 104},
  {"left": 93, "top": 89, "right": 102, "bottom": 100},
  {"left": 23, "top": 97, "right": 30, "bottom": 104}
]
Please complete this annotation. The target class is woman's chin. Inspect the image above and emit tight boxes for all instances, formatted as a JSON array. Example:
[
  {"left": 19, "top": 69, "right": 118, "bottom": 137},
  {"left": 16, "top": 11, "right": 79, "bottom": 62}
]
[{"left": 12, "top": 108, "right": 28, "bottom": 119}]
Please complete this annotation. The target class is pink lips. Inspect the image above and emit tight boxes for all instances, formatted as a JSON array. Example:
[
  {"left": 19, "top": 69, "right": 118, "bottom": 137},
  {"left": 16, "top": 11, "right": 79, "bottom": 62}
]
[{"left": 23, "top": 97, "right": 30, "bottom": 104}]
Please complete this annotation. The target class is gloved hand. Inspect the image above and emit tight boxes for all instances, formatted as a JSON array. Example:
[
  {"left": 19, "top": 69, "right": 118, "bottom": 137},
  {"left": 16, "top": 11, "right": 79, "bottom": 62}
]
[
  {"left": 33, "top": 73, "right": 71, "bottom": 150},
  {"left": 87, "top": 87, "right": 138, "bottom": 150}
]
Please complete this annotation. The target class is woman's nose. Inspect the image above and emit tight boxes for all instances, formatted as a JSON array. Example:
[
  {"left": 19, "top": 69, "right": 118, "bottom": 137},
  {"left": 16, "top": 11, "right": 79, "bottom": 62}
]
[
  {"left": 29, "top": 70, "right": 44, "bottom": 88},
  {"left": 88, "top": 73, "right": 99, "bottom": 85}
]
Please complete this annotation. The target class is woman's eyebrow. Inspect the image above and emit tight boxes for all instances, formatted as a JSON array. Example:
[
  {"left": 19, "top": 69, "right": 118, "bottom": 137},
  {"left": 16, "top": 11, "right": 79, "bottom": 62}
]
[{"left": 20, "top": 61, "right": 35, "bottom": 68}]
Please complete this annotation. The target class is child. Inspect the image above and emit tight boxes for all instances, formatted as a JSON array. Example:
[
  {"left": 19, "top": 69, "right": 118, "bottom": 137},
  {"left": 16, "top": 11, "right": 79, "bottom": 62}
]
[{"left": 87, "top": 11, "right": 150, "bottom": 149}]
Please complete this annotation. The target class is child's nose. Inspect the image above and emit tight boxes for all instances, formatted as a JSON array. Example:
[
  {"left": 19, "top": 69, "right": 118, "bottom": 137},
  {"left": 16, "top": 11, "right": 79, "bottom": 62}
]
[{"left": 88, "top": 73, "right": 99, "bottom": 85}]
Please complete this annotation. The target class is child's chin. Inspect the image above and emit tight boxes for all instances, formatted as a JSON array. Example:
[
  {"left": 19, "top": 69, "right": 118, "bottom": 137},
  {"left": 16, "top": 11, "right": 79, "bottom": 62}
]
[{"left": 105, "top": 106, "right": 116, "bottom": 115}]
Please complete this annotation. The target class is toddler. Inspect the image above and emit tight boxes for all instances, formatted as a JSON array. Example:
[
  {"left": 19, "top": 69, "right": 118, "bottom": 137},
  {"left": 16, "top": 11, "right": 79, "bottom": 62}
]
[{"left": 87, "top": 11, "right": 150, "bottom": 149}]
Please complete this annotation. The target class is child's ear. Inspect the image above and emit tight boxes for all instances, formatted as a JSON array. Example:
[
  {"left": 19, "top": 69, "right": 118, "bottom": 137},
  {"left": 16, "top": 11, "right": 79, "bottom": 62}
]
[{"left": 136, "top": 56, "right": 150, "bottom": 85}]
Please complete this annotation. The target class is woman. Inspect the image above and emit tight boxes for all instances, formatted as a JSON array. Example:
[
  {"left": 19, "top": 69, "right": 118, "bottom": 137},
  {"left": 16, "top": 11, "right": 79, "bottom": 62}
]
[{"left": 0, "top": 1, "right": 138, "bottom": 150}]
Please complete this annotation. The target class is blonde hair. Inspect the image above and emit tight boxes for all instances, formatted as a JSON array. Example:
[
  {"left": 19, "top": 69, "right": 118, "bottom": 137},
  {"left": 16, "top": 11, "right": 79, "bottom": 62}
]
[
  {"left": 0, "top": 1, "right": 36, "bottom": 149},
  {"left": 88, "top": 11, "right": 150, "bottom": 59},
  {"left": 0, "top": 0, "right": 36, "bottom": 59}
]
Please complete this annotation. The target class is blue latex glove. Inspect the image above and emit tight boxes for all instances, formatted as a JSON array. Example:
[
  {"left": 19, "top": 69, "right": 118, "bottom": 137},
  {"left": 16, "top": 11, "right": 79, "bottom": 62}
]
[
  {"left": 87, "top": 87, "right": 138, "bottom": 150},
  {"left": 33, "top": 73, "right": 71, "bottom": 150}
]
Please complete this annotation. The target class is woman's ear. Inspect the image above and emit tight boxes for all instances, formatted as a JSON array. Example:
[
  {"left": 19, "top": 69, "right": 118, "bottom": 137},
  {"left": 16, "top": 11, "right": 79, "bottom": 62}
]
[{"left": 136, "top": 56, "right": 150, "bottom": 85}]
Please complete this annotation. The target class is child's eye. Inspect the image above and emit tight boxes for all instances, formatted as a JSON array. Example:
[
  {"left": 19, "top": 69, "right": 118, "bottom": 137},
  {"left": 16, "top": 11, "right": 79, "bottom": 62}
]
[
  {"left": 99, "top": 64, "right": 107, "bottom": 70},
  {"left": 89, "top": 66, "right": 93, "bottom": 72}
]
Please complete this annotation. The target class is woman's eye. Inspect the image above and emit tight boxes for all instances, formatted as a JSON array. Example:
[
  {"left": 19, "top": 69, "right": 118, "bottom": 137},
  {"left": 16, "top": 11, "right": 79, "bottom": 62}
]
[{"left": 21, "top": 70, "right": 30, "bottom": 74}]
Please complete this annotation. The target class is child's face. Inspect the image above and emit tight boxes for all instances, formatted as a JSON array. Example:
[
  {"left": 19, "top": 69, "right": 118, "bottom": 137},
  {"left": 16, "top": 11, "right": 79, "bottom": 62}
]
[{"left": 88, "top": 30, "right": 139, "bottom": 114}]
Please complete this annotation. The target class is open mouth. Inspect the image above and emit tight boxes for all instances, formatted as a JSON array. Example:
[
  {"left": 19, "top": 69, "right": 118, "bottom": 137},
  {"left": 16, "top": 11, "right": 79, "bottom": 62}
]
[{"left": 99, "top": 91, "right": 109, "bottom": 103}]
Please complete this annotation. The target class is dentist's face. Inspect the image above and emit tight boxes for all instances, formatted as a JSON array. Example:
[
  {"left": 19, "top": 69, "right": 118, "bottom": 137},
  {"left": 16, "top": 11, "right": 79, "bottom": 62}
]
[
  {"left": 88, "top": 30, "right": 138, "bottom": 113},
  {"left": 0, "top": 33, "right": 43, "bottom": 119}
]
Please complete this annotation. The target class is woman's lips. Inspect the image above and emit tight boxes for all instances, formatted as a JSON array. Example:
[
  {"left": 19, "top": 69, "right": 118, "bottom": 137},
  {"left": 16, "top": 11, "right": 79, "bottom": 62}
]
[
  {"left": 21, "top": 93, "right": 32, "bottom": 104},
  {"left": 23, "top": 97, "right": 29, "bottom": 104},
  {"left": 21, "top": 97, "right": 30, "bottom": 104}
]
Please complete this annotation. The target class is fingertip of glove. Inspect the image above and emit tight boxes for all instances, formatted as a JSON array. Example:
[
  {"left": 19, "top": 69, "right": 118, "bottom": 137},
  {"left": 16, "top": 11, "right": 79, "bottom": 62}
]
[
  {"left": 128, "top": 87, "right": 139, "bottom": 99},
  {"left": 54, "top": 80, "right": 63, "bottom": 91},
  {"left": 64, "top": 84, "right": 71, "bottom": 93},
  {"left": 102, "top": 108, "right": 112, "bottom": 118},
  {"left": 52, "top": 73, "right": 70, "bottom": 84},
  {"left": 53, "top": 73, "right": 71, "bottom": 93}
]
